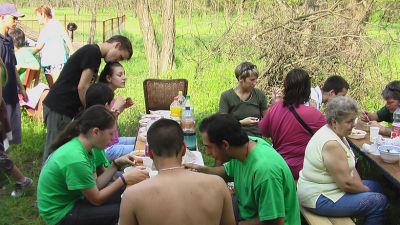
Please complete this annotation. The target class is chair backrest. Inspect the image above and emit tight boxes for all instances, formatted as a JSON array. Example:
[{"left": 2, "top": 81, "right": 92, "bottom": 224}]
[
  {"left": 143, "top": 79, "right": 188, "bottom": 114},
  {"left": 23, "top": 68, "right": 40, "bottom": 90}
]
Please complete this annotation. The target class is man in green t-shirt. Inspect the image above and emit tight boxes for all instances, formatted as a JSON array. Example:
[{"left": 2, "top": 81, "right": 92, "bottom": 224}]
[
  {"left": 361, "top": 80, "right": 400, "bottom": 136},
  {"left": 185, "top": 114, "right": 300, "bottom": 225}
]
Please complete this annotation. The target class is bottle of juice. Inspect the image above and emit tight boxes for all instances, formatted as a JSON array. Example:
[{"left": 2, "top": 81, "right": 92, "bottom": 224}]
[
  {"left": 181, "top": 106, "right": 196, "bottom": 150},
  {"left": 391, "top": 106, "right": 400, "bottom": 138},
  {"left": 170, "top": 96, "right": 182, "bottom": 119}
]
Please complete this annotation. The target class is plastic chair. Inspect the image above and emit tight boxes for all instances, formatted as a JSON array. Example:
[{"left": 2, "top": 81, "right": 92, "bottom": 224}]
[{"left": 143, "top": 79, "right": 188, "bottom": 114}]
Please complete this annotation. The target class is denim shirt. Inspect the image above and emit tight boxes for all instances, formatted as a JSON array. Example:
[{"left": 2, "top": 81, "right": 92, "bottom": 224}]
[{"left": 0, "top": 34, "right": 18, "bottom": 106}]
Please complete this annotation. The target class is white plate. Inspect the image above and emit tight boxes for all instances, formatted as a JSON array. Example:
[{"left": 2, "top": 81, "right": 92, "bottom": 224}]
[{"left": 348, "top": 129, "right": 367, "bottom": 139}]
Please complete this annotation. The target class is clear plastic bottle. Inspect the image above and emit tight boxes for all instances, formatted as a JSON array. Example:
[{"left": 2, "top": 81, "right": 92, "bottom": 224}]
[
  {"left": 391, "top": 107, "right": 400, "bottom": 138},
  {"left": 177, "top": 91, "right": 185, "bottom": 106},
  {"left": 170, "top": 96, "right": 182, "bottom": 118},
  {"left": 181, "top": 106, "right": 196, "bottom": 150},
  {"left": 183, "top": 95, "right": 194, "bottom": 114}
]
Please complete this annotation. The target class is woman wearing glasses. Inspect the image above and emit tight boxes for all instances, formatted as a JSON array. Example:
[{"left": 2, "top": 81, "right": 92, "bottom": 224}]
[
  {"left": 219, "top": 62, "right": 267, "bottom": 137},
  {"left": 361, "top": 80, "right": 400, "bottom": 136}
]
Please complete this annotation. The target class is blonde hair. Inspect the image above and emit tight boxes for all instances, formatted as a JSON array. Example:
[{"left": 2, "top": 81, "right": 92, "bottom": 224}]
[{"left": 35, "top": 5, "right": 53, "bottom": 19}]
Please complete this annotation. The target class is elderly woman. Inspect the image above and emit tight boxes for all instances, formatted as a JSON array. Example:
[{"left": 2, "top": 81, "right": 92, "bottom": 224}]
[
  {"left": 361, "top": 80, "right": 400, "bottom": 136},
  {"left": 259, "top": 68, "right": 326, "bottom": 179},
  {"left": 297, "top": 96, "right": 388, "bottom": 225},
  {"left": 219, "top": 62, "right": 267, "bottom": 137}
]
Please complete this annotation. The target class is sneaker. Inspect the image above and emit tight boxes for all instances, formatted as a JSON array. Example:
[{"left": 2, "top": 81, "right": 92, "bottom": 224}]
[{"left": 10, "top": 177, "right": 33, "bottom": 198}]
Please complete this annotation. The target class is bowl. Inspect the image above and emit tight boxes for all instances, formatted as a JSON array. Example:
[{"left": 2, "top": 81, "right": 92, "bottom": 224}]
[
  {"left": 348, "top": 129, "right": 367, "bottom": 139},
  {"left": 378, "top": 145, "right": 400, "bottom": 163}
]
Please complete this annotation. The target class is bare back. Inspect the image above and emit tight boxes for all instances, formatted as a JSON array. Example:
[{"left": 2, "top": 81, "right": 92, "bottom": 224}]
[{"left": 119, "top": 170, "right": 235, "bottom": 225}]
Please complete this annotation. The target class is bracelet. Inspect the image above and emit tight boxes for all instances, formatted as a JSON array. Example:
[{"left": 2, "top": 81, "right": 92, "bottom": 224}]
[
  {"left": 112, "top": 160, "right": 122, "bottom": 170},
  {"left": 120, "top": 175, "right": 127, "bottom": 186}
]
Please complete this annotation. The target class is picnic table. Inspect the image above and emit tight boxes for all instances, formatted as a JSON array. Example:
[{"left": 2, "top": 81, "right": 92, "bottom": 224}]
[{"left": 348, "top": 135, "right": 400, "bottom": 190}]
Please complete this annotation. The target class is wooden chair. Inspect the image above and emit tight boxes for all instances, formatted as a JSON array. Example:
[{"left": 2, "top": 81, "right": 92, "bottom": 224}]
[{"left": 143, "top": 79, "right": 188, "bottom": 114}]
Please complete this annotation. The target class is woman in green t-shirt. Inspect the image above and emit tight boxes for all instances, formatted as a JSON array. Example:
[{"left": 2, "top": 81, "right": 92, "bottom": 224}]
[{"left": 37, "top": 105, "right": 149, "bottom": 225}]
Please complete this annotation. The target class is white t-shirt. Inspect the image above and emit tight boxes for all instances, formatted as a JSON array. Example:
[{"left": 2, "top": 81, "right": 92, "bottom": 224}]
[
  {"left": 37, "top": 19, "right": 68, "bottom": 66},
  {"left": 306, "top": 85, "right": 323, "bottom": 111}
]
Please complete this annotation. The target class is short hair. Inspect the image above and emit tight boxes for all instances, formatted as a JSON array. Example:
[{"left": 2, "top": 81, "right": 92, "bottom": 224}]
[
  {"left": 106, "top": 35, "right": 133, "bottom": 60},
  {"left": 9, "top": 28, "right": 25, "bottom": 48},
  {"left": 234, "top": 62, "right": 259, "bottom": 81},
  {"left": 321, "top": 75, "right": 349, "bottom": 94},
  {"left": 326, "top": 96, "right": 358, "bottom": 124},
  {"left": 382, "top": 81, "right": 400, "bottom": 101},
  {"left": 283, "top": 68, "right": 311, "bottom": 106},
  {"left": 85, "top": 83, "right": 114, "bottom": 108},
  {"left": 35, "top": 5, "right": 53, "bottom": 19},
  {"left": 199, "top": 113, "right": 248, "bottom": 147},
  {"left": 147, "top": 119, "right": 184, "bottom": 157},
  {"left": 98, "top": 62, "right": 123, "bottom": 84}
]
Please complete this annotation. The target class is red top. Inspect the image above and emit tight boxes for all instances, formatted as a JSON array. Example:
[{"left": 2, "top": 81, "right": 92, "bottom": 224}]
[{"left": 259, "top": 101, "right": 326, "bottom": 179}]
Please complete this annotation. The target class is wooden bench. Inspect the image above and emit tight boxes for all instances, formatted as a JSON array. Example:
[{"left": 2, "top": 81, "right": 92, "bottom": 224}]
[{"left": 300, "top": 206, "right": 355, "bottom": 225}]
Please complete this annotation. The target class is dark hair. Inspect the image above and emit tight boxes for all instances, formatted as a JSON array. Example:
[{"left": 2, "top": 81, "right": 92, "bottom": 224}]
[
  {"left": 106, "top": 35, "right": 133, "bottom": 60},
  {"left": 9, "top": 28, "right": 25, "bottom": 48},
  {"left": 199, "top": 113, "right": 248, "bottom": 147},
  {"left": 382, "top": 81, "right": 400, "bottom": 101},
  {"left": 85, "top": 83, "right": 114, "bottom": 108},
  {"left": 147, "top": 119, "right": 184, "bottom": 157},
  {"left": 234, "top": 62, "right": 259, "bottom": 81},
  {"left": 50, "top": 105, "right": 115, "bottom": 151},
  {"left": 283, "top": 68, "right": 311, "bottom": 106},
  {"left": 98, "top": 62, "right": 123, "bottom": 84},
  {"left": 321, "top": 75, "right": 349, "bottom": 94}
]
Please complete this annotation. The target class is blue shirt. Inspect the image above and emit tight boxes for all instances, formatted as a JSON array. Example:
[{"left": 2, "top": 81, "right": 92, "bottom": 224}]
[{"left": 0, "top": 34, "right": 19, "bottom": 106}]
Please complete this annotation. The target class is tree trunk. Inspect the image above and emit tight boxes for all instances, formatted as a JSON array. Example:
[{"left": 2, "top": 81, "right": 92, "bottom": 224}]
[
  {"left": 136, "top": 0, "right": 159, "bottom": 77},
  {"left": 88, "top": 7, "right": 97, "bottom": 44},
  {"left": 159, "top": 0, "right": 176, "bottom": 75},
  {"left": 188, "top": 0, "right": 193, "bottom": 24}
]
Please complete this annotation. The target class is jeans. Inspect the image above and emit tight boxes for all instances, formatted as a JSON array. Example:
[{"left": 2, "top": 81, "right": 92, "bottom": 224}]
[
  {"left": 307, "top": 180, "right": 388, "bottom": 225},
  {"left": 5, "top": 103, "right": 21, "bottom": 144},
  {"left": 57, "top": 188, "right": 124, "bottom": 225},
  {"left": 105, "top": 137, "right": 136, "bottom": 161}
]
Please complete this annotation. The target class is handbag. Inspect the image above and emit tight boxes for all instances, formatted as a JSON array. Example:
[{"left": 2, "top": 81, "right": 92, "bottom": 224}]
[{"left": 287, "top": 104, "right": 314, "bottom": 136}]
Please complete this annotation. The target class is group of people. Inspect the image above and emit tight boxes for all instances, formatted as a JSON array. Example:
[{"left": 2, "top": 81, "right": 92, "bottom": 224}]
[{"left": 0, "top": 2, "right": 397, "bottom": 225}]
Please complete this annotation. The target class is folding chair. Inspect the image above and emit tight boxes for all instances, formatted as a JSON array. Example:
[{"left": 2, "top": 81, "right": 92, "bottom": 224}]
[{"left": 143, "top": 79, "right": 188, "bottom": 114}]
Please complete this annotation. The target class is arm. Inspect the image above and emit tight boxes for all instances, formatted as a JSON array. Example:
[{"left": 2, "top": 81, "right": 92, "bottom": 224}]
[
  {"left": 119, "top": 188, "right": 139, "bottom": 225},
  {"left": 15, "top": 67, "right": 28, "bottom": 102},
  {"left": 360, "top": 111, "right": 378, "bottom": 122},
  {"left": 96, "top": 162, "right": 118, "bottom": 189},
  {"left": 81, "top": 176, "right": 125, "bottom": 206},
  {"left": 258, "top": 111, "right": 270, "bottom": 137},
  {"left": 219, "top": 92, "right": 230, "bottom": 114},
  {"left": 219, "top": 179, "right": 236, "bottom": 225},
  {"left": 322, "top": 141, "right": 370, "bottom": 193},
  {"left": 184, "top": 164, "right": 228, "bottom": 180},
  {"left": 369, "top": 121, "right": 391, "bottom": 136},
  {"left": 78, "top": 68, "right": 95, "bottom": 106},
  {"left": 62, "top": 30, "right": 75, "bottom": 56},
  {"left": 30, "top": 43, "right": 45, "bottom": 55}
]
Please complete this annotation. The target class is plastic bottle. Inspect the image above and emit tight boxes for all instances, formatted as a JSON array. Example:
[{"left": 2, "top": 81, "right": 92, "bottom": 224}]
[
  {"left": 183, "top": 95, "right": 194, "bottom": 114},
  {"left": 177, "top": 91, "right": 185, "bottom": 106},
  {"left": 170, "top": 96, "right": 182, "bottom": 118},
  {"left": 391, "top": 107, "right": 400, "bottom": 138},
  {"left": 181, "top": 106, "right": 196, "bottom": 150}
]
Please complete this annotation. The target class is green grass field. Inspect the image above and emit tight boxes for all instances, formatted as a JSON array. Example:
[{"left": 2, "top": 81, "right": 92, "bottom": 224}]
[{"left": 1, "top": 9, "right": 400, "bottom": 225}]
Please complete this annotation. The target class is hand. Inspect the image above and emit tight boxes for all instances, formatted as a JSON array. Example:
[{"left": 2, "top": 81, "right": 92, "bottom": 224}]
[
  {"left": 123, "top": 167, "right": 149, "bottom": 185},
  {"left": 123, "top": 97, "right": 134, "bottom": 109},
  {"left": 271, "top": 87, "right": 283, "bottom": 104},
  {"left": 360, "top": 111, "right": 371, "bottom": 122},
  {"left": 20, "top": 89, "right": 29, "bottom": 102},
  {"left": 184, "top": 163, "right": 206, "bottom": 173},
  {"left": 240, "top": 117, "right": 259, "bottom": 126},
  {"left": 112, "top": 96, "right": 126, "bottom": 112},
  {"left": 115, "top": 154, "right": 140, "bottom": 167}
]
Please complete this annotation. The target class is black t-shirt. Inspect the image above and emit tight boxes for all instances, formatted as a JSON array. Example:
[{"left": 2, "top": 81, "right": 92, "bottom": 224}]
[
  {"left": 43, "top": 44, "right": 101, "bottom": 118},
  {"left": 0, "top": 34, "right": 19, "bottom": 106}
]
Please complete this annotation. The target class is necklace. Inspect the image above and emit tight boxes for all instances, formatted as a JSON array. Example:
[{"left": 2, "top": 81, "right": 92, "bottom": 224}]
[{"left": 158, "top": 166, "right": 184, "bottom": 172}]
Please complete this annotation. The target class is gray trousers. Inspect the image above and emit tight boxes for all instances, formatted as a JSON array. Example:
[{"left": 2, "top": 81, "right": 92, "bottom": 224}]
[{"left": 43, "top": 105, "right": 72, "bottom": 163}]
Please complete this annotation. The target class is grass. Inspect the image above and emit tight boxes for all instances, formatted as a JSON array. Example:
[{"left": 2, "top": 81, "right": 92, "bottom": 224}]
[{"left": 1, "top": 9, "right": 400, "bottom": 225}]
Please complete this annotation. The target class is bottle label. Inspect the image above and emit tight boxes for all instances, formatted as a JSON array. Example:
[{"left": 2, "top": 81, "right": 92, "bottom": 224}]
[{"left": 391, "top": 123, "right": 400, "bottom": 138}]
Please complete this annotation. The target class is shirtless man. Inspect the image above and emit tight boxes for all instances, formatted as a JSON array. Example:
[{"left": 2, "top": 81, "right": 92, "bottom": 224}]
[{"left": 119, "top": 119, "right": 235, "bottom": 225}]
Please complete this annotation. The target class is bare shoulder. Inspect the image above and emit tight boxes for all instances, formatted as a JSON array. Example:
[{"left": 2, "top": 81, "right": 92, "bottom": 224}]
[
  {"left": 123, "top": 179, "right": 154, "bottom": 199},
  {"left": 323, "top": 140, "right": 342, "bottom": 151},
  {"left": 189, "top": 171, "right": 227, "bottom": 188}
]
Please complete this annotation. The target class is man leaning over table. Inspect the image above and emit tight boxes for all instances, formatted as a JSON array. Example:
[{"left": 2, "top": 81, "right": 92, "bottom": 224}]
[
  {"left": 185, "top": 113, "right": 300, "bottom": 225},
  {"left": 119, "top": 118, "right": 235, "bottom": 225},
  {"left": 361, "top": 80, "right": 400, "bottom": 136}
]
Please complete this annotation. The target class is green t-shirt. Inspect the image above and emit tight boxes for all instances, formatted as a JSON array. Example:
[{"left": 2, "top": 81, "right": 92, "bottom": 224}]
[
  {"left": 377, "top": 106, "right": 393, "bottom": 123},
  {"left": 224, "top": 136, "right": 300, "bottom": 225},
  {"left": 219, "top": 88, "right": 267, "bottom": 136},
  {"left": 37, "top": 137, "right": 96, "bottom": 225},
  {"left": 93, "top": 148, "right": 110, "bottom": 168},
  {"left": 15, "top": 47, "right": 40, "bottom": 82}
]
